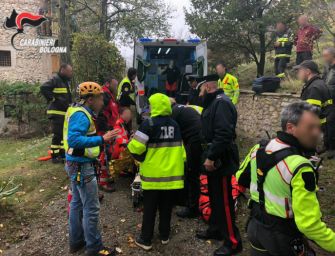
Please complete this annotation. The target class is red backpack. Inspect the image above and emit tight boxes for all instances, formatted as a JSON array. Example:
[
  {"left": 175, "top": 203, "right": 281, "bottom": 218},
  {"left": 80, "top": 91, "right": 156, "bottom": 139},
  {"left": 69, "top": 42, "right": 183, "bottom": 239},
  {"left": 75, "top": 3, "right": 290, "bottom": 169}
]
[{"left": 199, "top": 175, "right": 246, "bottom": 222}]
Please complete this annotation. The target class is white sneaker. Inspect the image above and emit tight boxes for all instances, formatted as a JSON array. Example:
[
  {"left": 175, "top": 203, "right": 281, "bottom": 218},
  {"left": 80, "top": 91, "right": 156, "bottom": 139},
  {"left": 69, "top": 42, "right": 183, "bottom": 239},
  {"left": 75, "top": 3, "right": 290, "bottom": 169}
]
[{"left": 161, "top": 239, "right": 170, "bottom": 245}]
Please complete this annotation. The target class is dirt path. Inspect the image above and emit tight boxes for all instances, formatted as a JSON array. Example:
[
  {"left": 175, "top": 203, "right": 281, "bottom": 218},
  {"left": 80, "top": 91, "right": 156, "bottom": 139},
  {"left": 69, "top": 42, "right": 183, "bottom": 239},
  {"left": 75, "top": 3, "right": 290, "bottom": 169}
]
[
  {"left": 4, "top": 175, "right": 334, "bottom": 256},
  {"left": 4, "top": 177, "right": 248, "bottom": 256}
]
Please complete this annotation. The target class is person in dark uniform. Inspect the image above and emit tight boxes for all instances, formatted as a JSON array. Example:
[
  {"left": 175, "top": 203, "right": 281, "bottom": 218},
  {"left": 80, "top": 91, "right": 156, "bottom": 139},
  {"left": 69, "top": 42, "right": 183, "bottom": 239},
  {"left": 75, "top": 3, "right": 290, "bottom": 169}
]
[
  {"left": 170, "top": 99, "right": 203, "bottom": 218},
  {"left": 162, "top": 60, "right": 180, "bottom": 98},
  {"left": 295, "top": 60, "right": 334, "bottom": 155},
  {"left": 117, "top": 68, "right": 137, "bottom": 107},
  {"left": 187, "top": 75, "right": 203, "bottom": 106},
  {"left": 196, "top": 75, "right": 242, "bottom": 256},
  {"left": 273, "top": 22, "right": 294, "bottom": 78},
  {"left": 40, "top": 63, "right": 73, "bottom": 163}
]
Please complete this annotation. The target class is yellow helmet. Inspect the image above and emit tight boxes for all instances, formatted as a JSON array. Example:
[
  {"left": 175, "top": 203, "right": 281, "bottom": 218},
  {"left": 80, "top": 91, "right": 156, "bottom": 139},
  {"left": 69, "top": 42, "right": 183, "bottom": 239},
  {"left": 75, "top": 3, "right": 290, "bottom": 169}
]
[{"left": 78, "top": 82, "right": 103, "bottom": 97}]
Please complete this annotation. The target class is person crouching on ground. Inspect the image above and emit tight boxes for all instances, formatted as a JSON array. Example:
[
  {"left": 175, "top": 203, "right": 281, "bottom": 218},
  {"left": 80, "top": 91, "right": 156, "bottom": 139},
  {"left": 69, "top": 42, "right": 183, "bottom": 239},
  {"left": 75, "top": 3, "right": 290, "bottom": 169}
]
[
  {"left": 63, "top": 82, "right": 119, "bottom": 256},
  {"left": 128, "top": 93, "right": 185, "bottom": 251}
]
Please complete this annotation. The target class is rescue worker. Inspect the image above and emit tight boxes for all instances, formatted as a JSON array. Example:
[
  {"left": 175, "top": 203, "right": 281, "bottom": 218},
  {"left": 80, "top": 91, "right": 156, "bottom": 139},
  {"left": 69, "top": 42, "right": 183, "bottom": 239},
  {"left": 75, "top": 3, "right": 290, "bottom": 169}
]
[
  {"left": 63, "top": 82, "right": 119, "bottom": 256},
  {"left": 128, "top": 93, "right": 184, "bottom": 251},
  {"left": 196, "top": 75, "right": 242, "bottom": 256},
  {"left": 162, "top": 60, "right": 180, "bottom": 97},
  {"left": 187, "top": 75, "right": 203, "bottom": 106},
  {"left": 112, "top": 107, "right": 132, "bottom": 159},
  {"left": 216, "top": 62, "right": 240, "bottom": 105},
  {"left": 117, "top": 68, "right": 137, "bottom": 107},
  {"left": 170, "top": 99, "right": 203, "bottom": 218},
  {"left": 236, "top": 102, "right": 335, "bottom": 255},
  {"left": 294, "top": 60, "right": 334, "bottom": 154},
  {"left": 96, "top": 76, "right": 119, "bottom": 132},
  {"left": 273, "top": 22, "right": 294, "bottom": 78},
  {"left": 96, "top": 76, "right": 119, "bottom": 193},
  {"left": 40, "top": 63, "right": 73, "bottom": 163},
  {"left": 295, "top": 15, "right": 322, "bottom": 65},
  {"left": 322, "top": 47, "right": 335, "bottom": 157}
]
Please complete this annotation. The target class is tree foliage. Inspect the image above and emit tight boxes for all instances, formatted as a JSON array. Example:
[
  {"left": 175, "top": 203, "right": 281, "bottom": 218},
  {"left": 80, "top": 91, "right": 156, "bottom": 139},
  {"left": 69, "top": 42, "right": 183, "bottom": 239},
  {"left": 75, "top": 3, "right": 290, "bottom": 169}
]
[
  {"left": 71, "top": 0, "right": 172, "bottom": 42},
  {"left": 71, "top": 33, "right": 126, "bottom": 85},
  {"left": 185, "top": 0, "right": 303, "bottom": 76}
]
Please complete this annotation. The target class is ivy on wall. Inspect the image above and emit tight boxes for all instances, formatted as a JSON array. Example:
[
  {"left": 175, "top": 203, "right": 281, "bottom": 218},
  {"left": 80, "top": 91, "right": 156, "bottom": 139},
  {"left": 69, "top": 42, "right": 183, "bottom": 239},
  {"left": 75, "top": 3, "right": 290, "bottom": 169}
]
[{"left": 0, "top": 81, "right": 49, "bottom": 135}]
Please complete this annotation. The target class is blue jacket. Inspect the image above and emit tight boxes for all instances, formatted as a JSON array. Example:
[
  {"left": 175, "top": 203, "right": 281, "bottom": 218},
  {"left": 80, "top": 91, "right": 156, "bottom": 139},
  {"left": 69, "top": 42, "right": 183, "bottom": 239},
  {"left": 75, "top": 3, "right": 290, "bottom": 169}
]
[{"left": 66, "top": 106, "right": 103, "bottom": 163}]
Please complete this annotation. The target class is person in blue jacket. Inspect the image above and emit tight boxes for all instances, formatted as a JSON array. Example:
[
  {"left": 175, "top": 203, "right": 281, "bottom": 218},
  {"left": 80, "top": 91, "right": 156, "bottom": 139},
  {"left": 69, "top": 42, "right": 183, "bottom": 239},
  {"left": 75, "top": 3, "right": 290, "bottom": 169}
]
[{"left": 63, "top": 82, "right": 119, "bottom": 256}]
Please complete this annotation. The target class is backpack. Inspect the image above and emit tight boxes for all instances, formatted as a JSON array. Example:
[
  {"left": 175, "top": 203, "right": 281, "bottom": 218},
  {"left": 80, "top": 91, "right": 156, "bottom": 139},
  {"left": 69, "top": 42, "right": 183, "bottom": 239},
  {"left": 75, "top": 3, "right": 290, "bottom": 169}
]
[{"left": 252, "top": 76, "right": 281, "bottom": 94}]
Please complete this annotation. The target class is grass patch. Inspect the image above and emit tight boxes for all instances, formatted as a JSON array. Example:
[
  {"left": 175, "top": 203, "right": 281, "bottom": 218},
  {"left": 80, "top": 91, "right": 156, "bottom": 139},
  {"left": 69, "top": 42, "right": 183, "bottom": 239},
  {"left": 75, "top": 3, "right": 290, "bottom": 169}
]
[{"left": 0, "top": 136, "right": 68, "bottom": 244}]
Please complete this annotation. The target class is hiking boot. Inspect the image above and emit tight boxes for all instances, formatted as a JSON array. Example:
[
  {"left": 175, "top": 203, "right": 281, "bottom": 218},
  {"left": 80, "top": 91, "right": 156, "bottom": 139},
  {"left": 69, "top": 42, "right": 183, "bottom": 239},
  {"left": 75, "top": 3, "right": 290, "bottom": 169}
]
[
  {"left": 135, "top": 237, "right": 152, "bottom": 251},
  {"left": 99, "top": 183, "right": 116, "bottom": 193},
  {"left": 85, "top": 246, "right": 116, "bottom": 256},
  {"left": 52, "top": 157, "right": 63, "bottom": 164},
  {"left": 69, "top": 241, "right": 85, "bottom": 254},
  {"left": 213, "top": 244, "right": 242, "bottom": 256},
  {"left": 196, "top": 230, "right": 223, "bottom": 240},
  {"left": 176, "top": 207, "right": 199, "bottom": 218}
]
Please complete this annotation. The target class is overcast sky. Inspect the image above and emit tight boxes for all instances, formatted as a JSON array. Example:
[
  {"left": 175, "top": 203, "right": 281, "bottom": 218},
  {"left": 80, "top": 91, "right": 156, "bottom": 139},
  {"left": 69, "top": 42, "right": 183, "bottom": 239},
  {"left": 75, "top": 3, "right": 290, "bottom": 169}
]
[{"left": 118, "top": 0, "right": 192, "bottom": 66}]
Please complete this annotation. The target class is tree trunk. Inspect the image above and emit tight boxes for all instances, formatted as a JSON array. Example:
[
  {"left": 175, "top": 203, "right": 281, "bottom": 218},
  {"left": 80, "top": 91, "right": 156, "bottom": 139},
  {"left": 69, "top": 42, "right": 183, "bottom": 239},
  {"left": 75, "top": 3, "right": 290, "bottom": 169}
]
[
  {"left": 99, "top": 0, "right": 109, "bottom": 40},
  {"left": 257, "top": 31, "right": 266, "bottom": 77},
  {"left": 59, "top": 0, "right": 71, "bottom": 64}
]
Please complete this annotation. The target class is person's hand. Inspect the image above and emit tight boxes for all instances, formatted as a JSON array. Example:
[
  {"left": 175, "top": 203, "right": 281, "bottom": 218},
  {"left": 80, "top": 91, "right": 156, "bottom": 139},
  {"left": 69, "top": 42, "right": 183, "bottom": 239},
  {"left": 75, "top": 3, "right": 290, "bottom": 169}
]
[
  {"left": 274, "top": 41, "right": 280, "bottom": 47},
  {"left": 103, "top": 129, "right": 120, "bottom": 142},
  {"left": 199, "top": 84, "right": 206, "bottom": 97},
  {"left": 204, "top": 159, "right": 216, "bottom": 172}
]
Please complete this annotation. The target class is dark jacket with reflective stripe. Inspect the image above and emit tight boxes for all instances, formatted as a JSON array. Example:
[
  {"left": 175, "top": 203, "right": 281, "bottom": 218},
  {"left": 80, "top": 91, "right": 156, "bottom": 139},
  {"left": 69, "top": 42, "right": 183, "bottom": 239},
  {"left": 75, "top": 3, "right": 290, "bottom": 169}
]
[
  {"left": 40, "top": 73, "right": 72, "bottom": 116},
  {"left": 172, "top": 104, "right": 202, "bottom": 145},
  {"left": 273, "top": 29, "right": 293, "bottom": 57},
  {"left": 201, "top": 90, "right": 239, "bottom": 176},
  {"left": 301, "top": 76, "right": 332, "bottom": 121}
]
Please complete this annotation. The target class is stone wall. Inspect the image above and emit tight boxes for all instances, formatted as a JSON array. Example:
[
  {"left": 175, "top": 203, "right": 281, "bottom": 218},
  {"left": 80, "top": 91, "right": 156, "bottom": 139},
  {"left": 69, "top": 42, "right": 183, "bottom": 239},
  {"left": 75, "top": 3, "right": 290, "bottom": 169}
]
[
  {"left": 236, "top": 90, "right": 300, "bottom": 140},
  {"left": 0, "top": 0, "right": 55, "bottom": 83}
]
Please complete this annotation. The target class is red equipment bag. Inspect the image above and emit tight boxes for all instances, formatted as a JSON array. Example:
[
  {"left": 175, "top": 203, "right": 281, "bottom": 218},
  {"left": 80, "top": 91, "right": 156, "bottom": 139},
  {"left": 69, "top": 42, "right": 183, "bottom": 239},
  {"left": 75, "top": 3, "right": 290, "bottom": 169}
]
[{"left": 199, "top": 175, "right": 246, "bottom": 222}]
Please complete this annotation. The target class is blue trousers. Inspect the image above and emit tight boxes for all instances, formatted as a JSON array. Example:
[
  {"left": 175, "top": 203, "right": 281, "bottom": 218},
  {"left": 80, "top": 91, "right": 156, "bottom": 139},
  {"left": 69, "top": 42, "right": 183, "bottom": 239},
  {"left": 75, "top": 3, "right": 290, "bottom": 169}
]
[{"left": 66, "top": 161, "right": 102, "bottom": 254}]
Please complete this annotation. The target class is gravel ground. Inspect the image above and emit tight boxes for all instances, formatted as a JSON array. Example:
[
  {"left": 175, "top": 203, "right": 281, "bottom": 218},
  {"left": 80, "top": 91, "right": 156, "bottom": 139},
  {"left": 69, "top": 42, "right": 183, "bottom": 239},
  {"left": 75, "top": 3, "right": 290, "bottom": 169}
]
[
  {"left": 3, "top": 175, "right": 334, "bottom": 256},
  {"left": 3, "top": 177, "right": 249, "bottom": 256}
]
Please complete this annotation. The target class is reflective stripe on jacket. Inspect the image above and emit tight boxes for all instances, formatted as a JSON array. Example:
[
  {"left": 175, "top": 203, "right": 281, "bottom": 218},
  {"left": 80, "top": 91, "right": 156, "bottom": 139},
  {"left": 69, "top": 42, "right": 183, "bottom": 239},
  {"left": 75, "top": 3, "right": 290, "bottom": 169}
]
[
  {"left": 128, "top": 93, "right": 185, "bottom": 190},
  {"left": 218, "top": 73, "right": 240, "bottom": 105},
  {"left": 40, "top": 73, "right": 72, "bottom": 116},
  {"left": 63, "top": 105, "right": 102, "bottom": 162},
  {"left": 236, "top": 137, "right": 335, "bottom": 252}
]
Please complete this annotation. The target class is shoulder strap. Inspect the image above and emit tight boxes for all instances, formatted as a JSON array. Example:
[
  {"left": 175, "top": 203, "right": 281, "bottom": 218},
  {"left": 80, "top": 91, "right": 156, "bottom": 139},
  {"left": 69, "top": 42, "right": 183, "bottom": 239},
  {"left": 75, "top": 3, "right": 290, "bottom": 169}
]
[{"left": 256, "top": 145, "right": 299, "bottom": 209}]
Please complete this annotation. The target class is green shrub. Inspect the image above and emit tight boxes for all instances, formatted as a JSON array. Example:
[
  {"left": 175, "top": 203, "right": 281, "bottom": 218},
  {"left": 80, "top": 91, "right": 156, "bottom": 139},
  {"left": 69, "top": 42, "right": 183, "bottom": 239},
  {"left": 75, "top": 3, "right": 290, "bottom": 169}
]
[{"left": 71, "top": 33, "right": 126, "bottom": 85}]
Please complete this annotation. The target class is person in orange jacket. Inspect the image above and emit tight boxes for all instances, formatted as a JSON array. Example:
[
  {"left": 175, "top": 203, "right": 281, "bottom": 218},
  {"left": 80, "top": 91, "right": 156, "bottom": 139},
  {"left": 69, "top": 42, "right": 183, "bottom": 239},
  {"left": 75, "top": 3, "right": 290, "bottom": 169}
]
[{"left": 112, "top": 107, "right": 132, "bottom": 159}]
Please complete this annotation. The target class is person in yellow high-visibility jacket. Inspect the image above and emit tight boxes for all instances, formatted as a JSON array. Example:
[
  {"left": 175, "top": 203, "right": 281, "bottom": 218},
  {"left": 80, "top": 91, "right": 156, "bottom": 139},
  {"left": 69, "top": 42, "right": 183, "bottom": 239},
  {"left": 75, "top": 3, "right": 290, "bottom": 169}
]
[{"left": 216, "top": 61, "right": 240, "bottom": 105}]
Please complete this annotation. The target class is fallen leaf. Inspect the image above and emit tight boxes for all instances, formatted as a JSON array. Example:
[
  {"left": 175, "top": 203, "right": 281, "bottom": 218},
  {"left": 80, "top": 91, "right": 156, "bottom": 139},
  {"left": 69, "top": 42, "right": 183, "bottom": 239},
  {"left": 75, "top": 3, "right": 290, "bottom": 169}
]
[
  {"left": 52, "top": 177, "right": 57, "bottom": 180},
  {"left": 120, "top": 218, "right": 126, "bottom": 223},
  {"left": 0, "top": 249, "right": 3, "bottom": 254},
  {"left": 206, "top": 240, "right": 212, "bottom": 245},
  {"left": 0, "top": 224, "right": 3, "bottom": 228},
  {"left": 39, "top": 189, "right": 45, "bottom": 193},
  {"left": 116, "top": 247, "right": 122, "bottom": 253}
]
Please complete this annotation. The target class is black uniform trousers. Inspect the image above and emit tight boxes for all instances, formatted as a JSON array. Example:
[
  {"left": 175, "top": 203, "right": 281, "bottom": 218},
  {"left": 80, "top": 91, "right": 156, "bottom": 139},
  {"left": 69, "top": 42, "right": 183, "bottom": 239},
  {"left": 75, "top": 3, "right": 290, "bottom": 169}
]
[
  {"left": 50, "top": 115, "right": 65, "bottom": 159},
  {"left": 140, "top": 190, "right": 176, "bottom": 243},
  {"left": 184, "top": 142, "right": 203, "bottom": 211},
  {"left": 207, "top": 174, "right": 241, "bottom": 249},
  {"left": 274, "top": 57, "right": 290, "bottom": 77},
  {"left": 296, "top": 51, "right": 312, "bottom": 65},
  {"left": 247, "top": 216, "right": 315, "bottom": 256}
]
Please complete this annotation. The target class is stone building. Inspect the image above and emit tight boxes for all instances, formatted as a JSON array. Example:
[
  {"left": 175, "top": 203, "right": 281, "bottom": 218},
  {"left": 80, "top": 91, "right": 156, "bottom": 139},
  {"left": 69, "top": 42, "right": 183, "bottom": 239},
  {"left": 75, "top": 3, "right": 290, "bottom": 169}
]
[{"left": 0, "top": 0, "right": 60, "bottom": 83}]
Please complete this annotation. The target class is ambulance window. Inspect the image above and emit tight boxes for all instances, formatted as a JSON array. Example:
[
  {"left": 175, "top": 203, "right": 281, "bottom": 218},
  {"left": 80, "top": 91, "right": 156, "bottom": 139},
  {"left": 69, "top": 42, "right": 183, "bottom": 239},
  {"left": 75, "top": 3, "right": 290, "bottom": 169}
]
[{"left": 0, "top": 51, "right": 11, "bottom": 67}]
